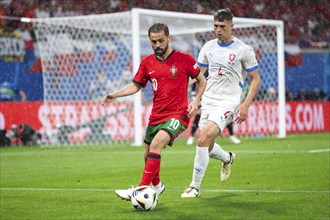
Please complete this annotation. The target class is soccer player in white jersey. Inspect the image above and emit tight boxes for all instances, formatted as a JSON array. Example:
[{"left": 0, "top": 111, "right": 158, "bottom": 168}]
[{"left": 181, "top": 8, "right": 261, "bottom": 198}]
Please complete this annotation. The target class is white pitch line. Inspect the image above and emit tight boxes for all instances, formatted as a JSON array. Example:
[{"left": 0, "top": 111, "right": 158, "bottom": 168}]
[
  {"left": 1, "top": 149, "right": 329, "bottom": 156},
  {"left": 308, "top": 148, "right": 330, "bottom": 153},
  {"left": 0, "top": 188, "right": 329, "bottom": 193},
  {"left": 167, "top": 149, "right": 330, "bottom": 154}
]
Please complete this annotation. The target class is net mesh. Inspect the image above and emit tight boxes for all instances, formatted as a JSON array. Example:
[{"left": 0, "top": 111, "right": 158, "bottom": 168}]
[{"left": 32, "top": 11, "right": 279, "bottom": 145}]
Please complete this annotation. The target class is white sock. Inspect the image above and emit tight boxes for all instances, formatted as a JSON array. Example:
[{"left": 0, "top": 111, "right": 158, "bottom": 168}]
[
  {"left": 209, "top": 143, "right": 230, "bottom": 163},
  {"left": 190, "top": 146, "right": 209, "bottom": 189}
]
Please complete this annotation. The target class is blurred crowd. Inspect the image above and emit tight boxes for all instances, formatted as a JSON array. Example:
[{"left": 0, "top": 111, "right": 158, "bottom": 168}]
[{"left": 0, "top": 0, "right": 329, "bottom": 49}]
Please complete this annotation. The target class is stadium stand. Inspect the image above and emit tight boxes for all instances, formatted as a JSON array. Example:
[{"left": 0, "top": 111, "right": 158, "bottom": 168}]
[
  {"left": 0, "top": 0, "right": 329, "bottom": 101},
  {"left": 0, "top": 0, "right": 329, "bottom": 48}
]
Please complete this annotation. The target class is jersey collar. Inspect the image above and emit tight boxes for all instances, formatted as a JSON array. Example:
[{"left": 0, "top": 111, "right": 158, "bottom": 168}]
[
  {"left": 217, "top": 38, "right": 235, "bottom": 47},
  {"left": 155, "top": 49, "right": 175, "bottom": 62}
]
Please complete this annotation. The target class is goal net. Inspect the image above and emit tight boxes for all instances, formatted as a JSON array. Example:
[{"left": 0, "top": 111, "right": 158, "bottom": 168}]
[{"left": 32, "top": 8, "right": 285, "bottom": 146}]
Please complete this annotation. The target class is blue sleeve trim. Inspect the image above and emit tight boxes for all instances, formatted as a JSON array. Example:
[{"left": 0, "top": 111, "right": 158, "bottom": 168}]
[
  {"left": 246, "top": 65, "right": 259, "bottom": 72},
  {"left": 197, "top": 61, "right": 208, "bottom": 67},
  {"left": 239, "top": 81, "right": 244, "bottom": 89}
]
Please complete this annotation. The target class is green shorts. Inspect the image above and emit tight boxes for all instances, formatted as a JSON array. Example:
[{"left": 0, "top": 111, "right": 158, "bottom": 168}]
[{"left": 144, "top": 118, "right": 186, "bottom": 146}]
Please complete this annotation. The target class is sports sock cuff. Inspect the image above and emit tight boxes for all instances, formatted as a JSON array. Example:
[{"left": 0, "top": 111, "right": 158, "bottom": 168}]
[
  {"left": 147, "top": 152, "right": 161, "bottom": 159},
  {"left": 196, "top": 146, "right": 209, "bottom": 154}
]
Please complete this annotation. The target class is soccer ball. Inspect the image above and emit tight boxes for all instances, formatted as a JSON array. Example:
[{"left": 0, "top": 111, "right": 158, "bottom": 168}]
[{"left": 131, "top": 185, "right": 158, "bottom": 211}]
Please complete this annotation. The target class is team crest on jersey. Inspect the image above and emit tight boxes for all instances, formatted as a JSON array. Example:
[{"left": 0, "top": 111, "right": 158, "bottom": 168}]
[
  {"left": 170, "top": 66, "right": 178, "bottom": 78},
  {"left": 228, "top": 54, "right": 236, "bottom": 64}
]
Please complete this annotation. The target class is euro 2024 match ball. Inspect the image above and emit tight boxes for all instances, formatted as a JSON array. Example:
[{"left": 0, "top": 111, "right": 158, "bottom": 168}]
[{"left": 131, "top": 185, "right": 158, "bottom": 211}]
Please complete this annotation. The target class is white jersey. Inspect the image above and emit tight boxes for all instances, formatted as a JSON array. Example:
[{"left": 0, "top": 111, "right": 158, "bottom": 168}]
[{"left": 197, "top": 37, "right": 258, "bottom": 110}]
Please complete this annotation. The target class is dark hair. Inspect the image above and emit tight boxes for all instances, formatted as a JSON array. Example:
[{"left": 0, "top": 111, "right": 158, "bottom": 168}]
[
  {"left": 148, "top": 23, "right": 169, "bottom": 37},
  {"left": 214, "top": 8, "right": 233, "bottom": 22}
]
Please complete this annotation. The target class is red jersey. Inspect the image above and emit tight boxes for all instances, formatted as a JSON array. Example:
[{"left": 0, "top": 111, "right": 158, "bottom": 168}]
[{"left": 133, "top": 50, "right": 200, "bottom": 127}]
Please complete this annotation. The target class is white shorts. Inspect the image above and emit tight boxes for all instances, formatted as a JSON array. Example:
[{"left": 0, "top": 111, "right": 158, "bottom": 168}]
[{"left": 198, "top": 106, "right": 235, "bottom": 132}]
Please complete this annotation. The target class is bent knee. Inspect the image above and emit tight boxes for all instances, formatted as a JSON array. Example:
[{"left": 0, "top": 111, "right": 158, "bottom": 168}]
[{"left": 197, "top": 134, "right": 214, "bottom": 147}]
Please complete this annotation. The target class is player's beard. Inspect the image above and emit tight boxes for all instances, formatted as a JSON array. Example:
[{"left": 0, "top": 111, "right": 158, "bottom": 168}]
[
  {"left": 217, "top": 33, "right": 232, "bottom": 44},
  {"left": 153, "top": 43, "right": 169, "bottom": 58}
]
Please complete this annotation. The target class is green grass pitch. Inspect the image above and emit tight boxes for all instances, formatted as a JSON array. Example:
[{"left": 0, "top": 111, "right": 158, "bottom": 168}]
[{"left": 1, "top": 133, "right": 329, "bottom": 219}]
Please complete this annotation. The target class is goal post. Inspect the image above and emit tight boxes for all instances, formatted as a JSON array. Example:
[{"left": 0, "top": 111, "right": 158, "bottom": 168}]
[{"left": 30, "top": 8, "right": 285, "bottom": 146}]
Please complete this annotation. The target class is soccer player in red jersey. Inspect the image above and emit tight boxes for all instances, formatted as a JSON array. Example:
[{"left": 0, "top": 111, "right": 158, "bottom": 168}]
[{"left": 102, "top": 23, "right": 206, "bottom": 201}]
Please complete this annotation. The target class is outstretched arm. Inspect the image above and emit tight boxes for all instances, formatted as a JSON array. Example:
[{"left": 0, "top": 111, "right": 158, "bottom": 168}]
[
  {"left": 235, "top": 69, "right": 261, "bottom": 123},
  {"left": 102, "top": 82, "right": 142, "bottom": 107},
  {"left": 187, "top": 67, "right": 207, "bottom": 118}
]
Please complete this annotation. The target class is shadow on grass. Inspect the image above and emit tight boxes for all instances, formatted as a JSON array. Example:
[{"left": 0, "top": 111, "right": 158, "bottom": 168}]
[{"left": 154, "top": 193, "right": 284, "bottom": 219}]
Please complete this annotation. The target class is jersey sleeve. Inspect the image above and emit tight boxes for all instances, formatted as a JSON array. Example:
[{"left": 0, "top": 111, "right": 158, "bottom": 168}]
[
  {"left": 197, "top": 42, "right": 209, "bottom": 67},
  {"left": 133, "top": 59, "right": 149, "bottom": 88},
  {"left": 243, "top": 45, "right": 259, "bottom": 72},
  {"left": 185, "top": 54, "right": 200, "bottom": 78}
]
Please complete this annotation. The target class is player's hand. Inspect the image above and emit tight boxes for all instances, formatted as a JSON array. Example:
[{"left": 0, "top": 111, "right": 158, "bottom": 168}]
[
  {"left": 235, "top": 104, "right": 248, "bottom": 124},
  {"left": 187, "top": 100, "right": 199, "bottom": 118},
  {"left": 102, "top": 93, "right": 116, "bottom": 107}
]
